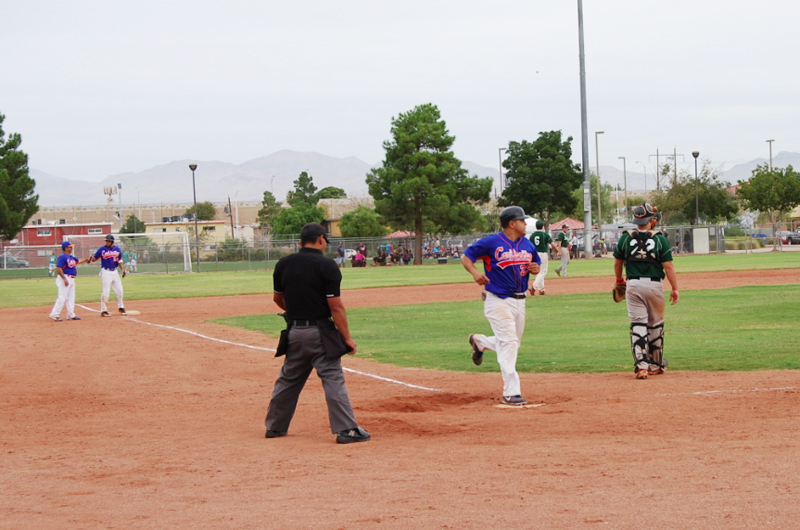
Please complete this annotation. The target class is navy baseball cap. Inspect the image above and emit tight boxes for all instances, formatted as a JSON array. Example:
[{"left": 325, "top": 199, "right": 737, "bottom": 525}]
[
  {"left": 300, "top": 222, "right": 329, "bottom": 243},
  {"left": 62, "top": 241, "right": 73, "bottom": 249}
]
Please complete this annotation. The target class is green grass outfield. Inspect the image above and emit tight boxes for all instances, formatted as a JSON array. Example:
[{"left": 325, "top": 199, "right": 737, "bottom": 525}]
[
  {"left": 215, "top": 284, "right": 800, "bottom": 373},
  {"left": 1, "top": 251, "right": 798, "bottom": 309}
]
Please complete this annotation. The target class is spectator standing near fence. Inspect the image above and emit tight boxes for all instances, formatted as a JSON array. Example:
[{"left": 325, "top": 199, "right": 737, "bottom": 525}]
[
  {"left": 555, "top": 224, "right": 571, "bottom": 277},
  {"left": 530, "top": 220, "right": 558, "bottom": 295},
  {"left": 461, "top": 206, "right": 540, "bottom": 406},
  {"left": 336, "top": 242, "right": 345, "bottom": 269},
  {"left": 264, "top": 222, "right": 370, "bottom": 444}
]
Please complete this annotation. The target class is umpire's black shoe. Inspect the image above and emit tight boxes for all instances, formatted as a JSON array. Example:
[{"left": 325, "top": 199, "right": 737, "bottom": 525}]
[
  {"left": 265, "top": 429, "right": 287, "bottom": 439},
  {"left": 469, "top": 334, "right": 483, "bottom": 366},
  {"left": 336, "top": 427, "right": 371, "bottom": 444}
]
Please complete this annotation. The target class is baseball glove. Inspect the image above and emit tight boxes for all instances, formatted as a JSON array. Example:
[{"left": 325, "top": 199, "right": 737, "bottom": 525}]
[{"left": 612, "top": 282, "right": 626, "bottom": 303}]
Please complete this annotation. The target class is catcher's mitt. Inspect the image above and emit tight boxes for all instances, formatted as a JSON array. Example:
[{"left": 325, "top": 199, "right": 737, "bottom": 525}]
[{"left": 612, "top": 282, "right": 627, "bottom": 303}]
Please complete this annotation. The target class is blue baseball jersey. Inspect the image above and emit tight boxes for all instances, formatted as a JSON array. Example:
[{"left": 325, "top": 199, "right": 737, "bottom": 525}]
[
  {"left": 464, "top": 232, "right": 540, "bottom": 298},
  {"left": 57, "top": 253, "right": 80, "bottom": 276},
  {"left": 94, "top": 245, "right": 123, "bottom": 270}
]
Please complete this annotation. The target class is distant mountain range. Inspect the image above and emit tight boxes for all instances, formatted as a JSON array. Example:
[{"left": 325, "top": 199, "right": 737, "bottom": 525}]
[{"left": 30, "top": 150, "right": 799, "bottom": 207}]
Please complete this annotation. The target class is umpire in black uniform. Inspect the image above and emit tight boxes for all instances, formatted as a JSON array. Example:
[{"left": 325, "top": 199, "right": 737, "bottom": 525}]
[{"left": 264, "top": 223, "right": 370, "bottom": 444}]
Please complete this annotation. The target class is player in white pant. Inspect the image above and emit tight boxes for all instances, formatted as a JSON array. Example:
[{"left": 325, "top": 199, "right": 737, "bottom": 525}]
[
  {"left": 554, "top": 224, "right": 571, "bottom": 277},
  {"left": 90, "top": 235, "right": 127, "bottom": 317},
  {"left": 49, "top": 241, "right": 90, "bottom": 321},
  {"left": 462, "top": 206, "right": 540, "bottom": 406}
]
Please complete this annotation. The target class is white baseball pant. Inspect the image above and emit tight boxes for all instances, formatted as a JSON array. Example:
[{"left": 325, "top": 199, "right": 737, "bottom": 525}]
[
  {"left": 100, "top": 269, "right": 124, "bottom": 312},
  {"left": 50, "top": 275, "right": 77, "bottom": 319},
  {"left": 532, "top": 251, "right": 549, "bottom": 292},
  {"left": 470, "top": 292, "right": 526, "bottom": 397},
  {"left": 556, "top": 247, "right": 570, "bottom": 276}
]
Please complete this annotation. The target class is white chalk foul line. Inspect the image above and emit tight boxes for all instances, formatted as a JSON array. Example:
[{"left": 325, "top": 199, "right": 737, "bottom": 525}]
[{"left": 94, "top": 311, "right": 442, "bottom": 393}]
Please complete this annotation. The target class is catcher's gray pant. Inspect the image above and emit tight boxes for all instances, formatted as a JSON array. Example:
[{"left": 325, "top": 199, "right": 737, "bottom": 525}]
[
  {"left": 555, "top": 248, "right": 570, "bottom": 276},
  {"left": 470, "top": 292, "right": 526, "bottom": 397},
  {"left": 626, "top": 278, "right": 666, "bottom": 371},
  {"left": 99, "top": 268, "right": 124, "bottom": 312},
  {"left": 265, "top": 325, "right": 358, "bottom": 434},
  {"left": 532, "top": 252, "right": 549, "bottom": 292}
]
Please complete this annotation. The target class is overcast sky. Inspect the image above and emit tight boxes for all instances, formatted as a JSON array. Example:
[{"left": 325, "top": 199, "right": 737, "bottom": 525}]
[{"left": 3, "top": 0, "right": 799, "bottom": 188}]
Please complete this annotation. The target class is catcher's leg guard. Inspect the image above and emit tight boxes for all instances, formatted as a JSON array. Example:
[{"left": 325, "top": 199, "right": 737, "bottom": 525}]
[
  {"left": 630, "top": 323, "right": 650, "bottom": 370},
  {"left": 647, "top": 322, "right": 666, "bottom": 369}
]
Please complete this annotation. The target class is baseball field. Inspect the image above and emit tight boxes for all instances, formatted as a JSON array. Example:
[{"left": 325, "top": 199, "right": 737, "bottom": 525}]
[{"left": 1, "top": 253, "right": 799, "bottom": 529}]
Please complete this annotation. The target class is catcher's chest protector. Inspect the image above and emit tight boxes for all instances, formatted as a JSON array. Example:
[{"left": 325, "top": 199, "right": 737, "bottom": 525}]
[{"left": 626, "top": 230, "right": 660, "bottom": 265}]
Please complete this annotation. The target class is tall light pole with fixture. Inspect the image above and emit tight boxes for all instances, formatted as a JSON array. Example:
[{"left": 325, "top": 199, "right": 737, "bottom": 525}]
[
  {"left": 618, "top": 156, "right": 627, "bottom": 220},
  {"left": 692, "top": 151, "right": 700, "bottom": 225},
  {"left": 578, "top": 0, "right": 593, "bottom": 256},
  {"left": 594, "top": 131, "right": 604, "bottom": 223},
  {"left": 766, "top": 139, "right": 775, "bottom": 170},
  {"left": 189, "top": 164, "right": 201, "bottom": 272},
  {"left": 498, "top": 147, "right": 507, "bottom": 193}
]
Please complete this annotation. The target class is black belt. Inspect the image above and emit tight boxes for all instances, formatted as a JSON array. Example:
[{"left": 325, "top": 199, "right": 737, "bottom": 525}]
[
  {"left": 628, "top": 277, "right": 661, "bottom": 282},
  {"left": 102, "top": 268, "right": 117, "bottom": 271},
  {"left": 289, "top": 319, "right": 327, "bottom": 327},
  {"left": 510, "top": 293, "right": 526, "bottom": 299}
]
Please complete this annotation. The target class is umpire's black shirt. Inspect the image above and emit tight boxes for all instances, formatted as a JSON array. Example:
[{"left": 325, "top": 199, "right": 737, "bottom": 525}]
[{"left": 273, "top": 247, "right": 341, "bottom": 320}]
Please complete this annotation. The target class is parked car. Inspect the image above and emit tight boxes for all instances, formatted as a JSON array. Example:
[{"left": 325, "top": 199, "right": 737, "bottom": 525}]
[
  {"left": 1, "top": 254, "right": 29, "bottom": 268},
  {"left": 778, "top": 231, "right": 792, "bottom": 245},
  {"left": 787, "top": 230, "right": 800, "bottom": 245}
]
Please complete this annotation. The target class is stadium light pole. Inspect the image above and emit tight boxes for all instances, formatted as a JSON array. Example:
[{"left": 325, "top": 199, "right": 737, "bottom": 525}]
[
  {"left": 189, "top": 164, "right": 201, "bottom": 272},
  {"left": 636, "top": 161, "right": 647, "bottom": 192},
  {"left": 766, "top": 139, "right": 774, "bottom": 170},
  {"left": 618, "top": 156, "right": 627, "bottom": 220},
  {"left": 692, "top": 151, "right": 700, "bottom": 225},
  {"left": 577, "top": 0, "right": 593, "bottom": 258},
  {"left": 594, "top": 131, "right": 604, "bottom": 224},
  {"left": 498, "top": 147, "right": 507, "bottom": 192}
]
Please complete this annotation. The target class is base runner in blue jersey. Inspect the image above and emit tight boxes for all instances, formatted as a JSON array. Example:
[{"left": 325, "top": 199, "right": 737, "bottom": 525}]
[
  {"left": 89, "top": 234, "right": 127, "bottom": 317},
  {"left": 461, "top": 206, "right": 541, "bottom": 406},
  {"left": 49, "top": 241, "right": 91, "bottom": 321}
]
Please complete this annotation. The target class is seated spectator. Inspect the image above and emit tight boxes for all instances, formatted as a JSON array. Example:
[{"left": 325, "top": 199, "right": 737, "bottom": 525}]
[
  {"left": 352, "top": 250, "right": 366, "bottom": 268},
  {"left": 372, "top": 248, "right": 387, "bottom": 266}
]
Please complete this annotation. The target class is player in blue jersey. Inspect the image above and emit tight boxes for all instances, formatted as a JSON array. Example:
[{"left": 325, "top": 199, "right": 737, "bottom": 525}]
[
  {"left": 461, "top": 206, "right": 541, "bottom": 406},
  {"left": 89, "top": 234, "right": 127, "bottom": 317},
  {"left": 49, "top": 241, "right": 91, "bottom": 321}
]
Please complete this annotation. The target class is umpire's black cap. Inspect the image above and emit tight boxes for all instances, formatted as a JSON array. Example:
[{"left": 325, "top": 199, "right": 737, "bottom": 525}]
[
  {"left": 300, "top": 223, "right": 329, "bottom": 244},
  {"left": 499, "top": 206, "right": 529, "bottom": 228}
]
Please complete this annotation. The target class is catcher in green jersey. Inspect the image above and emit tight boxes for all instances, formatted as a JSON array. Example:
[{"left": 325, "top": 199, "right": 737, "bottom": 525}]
[{"left": 613, "top": 203, "right": 680, "bottom": 380}]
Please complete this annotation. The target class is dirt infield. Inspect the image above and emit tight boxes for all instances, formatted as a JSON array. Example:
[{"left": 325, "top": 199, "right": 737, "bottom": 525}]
[{"left": 2, "top": 269, "right": 799, "bottom": 529}]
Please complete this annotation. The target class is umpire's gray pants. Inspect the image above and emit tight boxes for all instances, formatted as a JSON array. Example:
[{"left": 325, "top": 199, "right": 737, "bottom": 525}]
[{"left": 265, "top": 325, "right": 358, "bottom": 434}]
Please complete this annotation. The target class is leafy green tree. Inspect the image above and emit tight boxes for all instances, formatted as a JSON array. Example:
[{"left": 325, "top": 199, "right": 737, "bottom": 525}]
[
  {"left": 286, "top": 171, "right": 319, "bottom": 207},
  {"left": 339, "top": 206, "right": 387, "bottom": 238},
  {"left": 0, "top": 113, "right": 38, "bottom": 240},
  {"left": 271, "top": 202, "right": 325, "bottom": 236},
  {"left": 738, "top": 164, "right": 800, "bottom": 249},
  {"left": 366, "top": 103, "right": 492, "bottom": 264},
  {"left": 500, "top": 131, "right": 583, "bottom": 228},
  {"left": 652, "top": 160, "right": 739, "bottom": 226},
  {"left": 318, "top": 186, "right": 347, "bottom": 199},
  {"left": 256, "top": 191, "right": 282, "bottom": 230},
  {"left": 184, "top": 201, "right": 216, "bottom": 221},
  {"left": 120, "top": 214, "right": 146, "bottom": 234}
]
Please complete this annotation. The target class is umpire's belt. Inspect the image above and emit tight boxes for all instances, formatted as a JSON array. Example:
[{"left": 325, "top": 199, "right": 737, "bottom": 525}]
[
  {"left": 289, "top": 319, "right": 329, "bottom": 327},
  {"left": 627, "top": 277, "right": 661, "bottom": 282}
]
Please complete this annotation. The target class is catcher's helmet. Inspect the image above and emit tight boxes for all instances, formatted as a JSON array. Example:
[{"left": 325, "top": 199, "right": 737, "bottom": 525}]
[
  {"left": 632, "top": 202, "right": 658, "bottom": 225},
  {"left": 499, "top": 206, "right": 528, "bottom": 227},
  {"left": 105, "top": 234, "right": 115, "bottom": 242}
]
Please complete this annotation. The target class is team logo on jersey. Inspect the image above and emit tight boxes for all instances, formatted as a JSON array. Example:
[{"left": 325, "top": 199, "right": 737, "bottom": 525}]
[
  {"left": 494, "top": 247, "right": 533, "bottom": 270},
  {"left": 101, "top": 250, "right": 120, "bottom": 259}
]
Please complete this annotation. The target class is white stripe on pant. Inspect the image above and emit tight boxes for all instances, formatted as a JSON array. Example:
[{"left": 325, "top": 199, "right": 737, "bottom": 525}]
[{"left": 471, "top": 292, "right": 526, "bottom": 397}]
